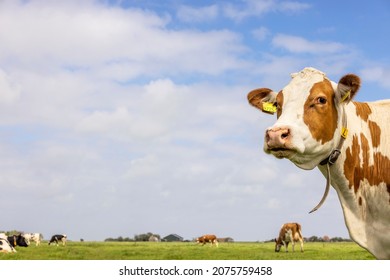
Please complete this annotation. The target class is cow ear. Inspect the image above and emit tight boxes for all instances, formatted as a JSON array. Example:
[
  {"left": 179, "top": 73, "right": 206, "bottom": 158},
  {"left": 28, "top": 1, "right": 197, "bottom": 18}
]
[
  {"left": 336, "top": 74, "right": 361, "bottom": 104},
  {"left": 247, "top": 88, "right": 278, "bottom": 115}
]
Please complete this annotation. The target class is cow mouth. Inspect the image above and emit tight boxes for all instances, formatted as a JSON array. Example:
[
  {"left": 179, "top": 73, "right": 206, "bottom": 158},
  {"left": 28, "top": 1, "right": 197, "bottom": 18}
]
[{"left": 268, "top": 147, "right": 296, "bottom": 158}]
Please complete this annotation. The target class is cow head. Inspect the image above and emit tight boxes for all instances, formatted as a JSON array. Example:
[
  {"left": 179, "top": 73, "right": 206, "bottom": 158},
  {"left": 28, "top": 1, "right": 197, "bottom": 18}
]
[
  {"left": 274, "top": 238, "right": 283, "bottom": 252},
  {"left": 15, "top": 234, "right": 28, "bottom": 247},
  {"left": 248, "top": 67, "right": 360, "bottom": 170}
]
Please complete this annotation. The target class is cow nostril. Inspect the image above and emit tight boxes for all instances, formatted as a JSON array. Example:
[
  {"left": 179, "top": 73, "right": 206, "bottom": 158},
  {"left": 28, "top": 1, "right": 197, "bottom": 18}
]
[{"left": 281, "top": 130, "right": 290, "bottom": 139}]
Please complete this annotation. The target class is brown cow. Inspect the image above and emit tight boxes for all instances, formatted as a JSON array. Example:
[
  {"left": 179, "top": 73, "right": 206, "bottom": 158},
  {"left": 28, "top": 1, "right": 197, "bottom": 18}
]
[
  {"left": 196, "top": 234, "right": 219, "bottom": 247},
  {"left": 275, "top": 223, "right": 304, "bottom": 252},
  {"left": 247, "top": 67, "right": 390, "bottom": 259}
]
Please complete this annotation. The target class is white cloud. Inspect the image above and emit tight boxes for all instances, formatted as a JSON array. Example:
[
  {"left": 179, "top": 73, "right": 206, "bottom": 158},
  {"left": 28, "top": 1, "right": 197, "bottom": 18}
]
[
  {"left": 272, "top": 34, "right": 347, "bottom": 54},
  {"left": 223, "top": 0, "right": 275, "bottom": 21},
  {"left": 0, "top": 1, "right": 245, "bottom": 80},
  {"left": 177, "top": 4, "right": 219, "bottom": 23},
  {"left": 174, "top": 0, "right": 311, "bottom": 23},
  {"left": 223, "top": 0, "right": 310, "bottom": 21},
  {"left": 0, "top": 68, "right": 21, "bottom": 105},
  {"left": 272, "top": 34, "right": 346, "bottom": 54},
  {"left": 266, "top": 198, "right": 281, "bottom": 209},
  {"left": 278, "top": 1, "right": 311, "bottom": 13},
  {"left": 361, "top": 66, "right": 390, "bottom": 90},
  {"left": 252, "top": 27, "right": 270, "bottom": 41}
]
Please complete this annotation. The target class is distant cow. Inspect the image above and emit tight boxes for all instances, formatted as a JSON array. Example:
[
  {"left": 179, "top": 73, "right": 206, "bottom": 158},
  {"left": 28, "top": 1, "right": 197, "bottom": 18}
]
[
  {"left": 7, "top": 234, "right": 29, "bottom": 248},
  {"left": 0, "top": 238, "right": 17, "bottom": 253},
  {"left": 23, "top": 233, "right": 42, "bottom": 246},
  {"left": 275, "top": 223, "right": 304, "bottom": 253},
  {"left": 48, "top": 234, "right": 67, "bottom": 246},
  {"left": 196, "top": 234, "right": 219, "bottom": 247}
]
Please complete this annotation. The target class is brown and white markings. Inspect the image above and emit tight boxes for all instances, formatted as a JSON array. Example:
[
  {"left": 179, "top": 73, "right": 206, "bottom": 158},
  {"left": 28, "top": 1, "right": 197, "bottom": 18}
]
[
  {"left": 247, "top": 67, "right": 390, "bottom": 259},
  {"left": 275, "top": 223, "right": 304, "bottom": 253},
  {"left": 196, "top": 234, "right": 219, "bottom": 247}
]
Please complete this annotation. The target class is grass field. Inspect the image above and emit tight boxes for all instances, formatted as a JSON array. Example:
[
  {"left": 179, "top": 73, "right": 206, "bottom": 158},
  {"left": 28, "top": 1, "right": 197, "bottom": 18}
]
[{"left": 0, "top": 241, "right": 375, "bottom": 260}]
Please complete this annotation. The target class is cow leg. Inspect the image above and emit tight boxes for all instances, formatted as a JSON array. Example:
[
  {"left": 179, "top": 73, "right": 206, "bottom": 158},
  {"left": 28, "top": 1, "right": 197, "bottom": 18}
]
[
  {"left": 283, "top": 241, "right": 289, "bottom": 252},
  {"left": 300, "top": 239, "right": 304, "bottom": 252}
]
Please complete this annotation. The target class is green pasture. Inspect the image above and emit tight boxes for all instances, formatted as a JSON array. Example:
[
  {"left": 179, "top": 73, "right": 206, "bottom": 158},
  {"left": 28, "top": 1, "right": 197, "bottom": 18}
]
[{"left": 0, "top": 241, "right": 375, "bottom": 260}]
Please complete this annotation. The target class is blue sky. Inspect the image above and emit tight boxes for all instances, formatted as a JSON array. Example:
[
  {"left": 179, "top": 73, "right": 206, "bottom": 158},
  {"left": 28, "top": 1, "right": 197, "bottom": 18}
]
[{"left": 0, "top": 0, "right": 389, "bottom": 242}]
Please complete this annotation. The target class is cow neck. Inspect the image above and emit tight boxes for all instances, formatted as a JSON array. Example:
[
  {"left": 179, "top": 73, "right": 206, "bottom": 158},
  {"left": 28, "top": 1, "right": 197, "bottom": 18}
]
[{"left": 310, "top": 105, "right": 348, "bottom": 214}]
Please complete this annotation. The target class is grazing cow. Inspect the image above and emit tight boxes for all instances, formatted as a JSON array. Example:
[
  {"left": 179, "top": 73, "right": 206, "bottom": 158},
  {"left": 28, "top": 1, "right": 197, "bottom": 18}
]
[
  {"left": 0, "top": 238, "right": 17, "bottom": 253},
  {"left": 196, "top": 234, "right": 219, "bottom": 247},
  {"left": 48, "top": 234, "right": 67, "bottom": 246},
  {"left": 7, "top": 234, "right": 29, "bottom": 248},
  {"left": 247, "top": 67, "right": 390, "bottom": 259},
  {"left": 23, "top": 233, "right": 42, "bottom": 246},
  {"left": 275, "top": 223, "right": 304, "bottom": 253}
]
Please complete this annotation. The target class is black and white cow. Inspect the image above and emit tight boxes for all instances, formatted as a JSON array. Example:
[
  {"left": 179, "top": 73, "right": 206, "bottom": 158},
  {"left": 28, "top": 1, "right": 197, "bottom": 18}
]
[
  {"left": 7, "top": 234, "right": 29, "bottom": 248},
  {"left": 48, "top": 234, "right": 67, "bottom": 246},
  {"left": 23, "top": 233, "right": 42, "bottom": 246},
  {"left": 0, "top": 238, "right": 17, "bottom": 253}
]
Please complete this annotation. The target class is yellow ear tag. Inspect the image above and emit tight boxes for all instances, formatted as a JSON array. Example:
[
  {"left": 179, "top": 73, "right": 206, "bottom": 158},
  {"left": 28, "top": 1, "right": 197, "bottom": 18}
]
[
  {"left": 341, "top": 127, "right": 348, "bottom": 139},
  {"left": 341, "top": 90, "right": 351, "bottom": 103},
  {"left": 262, "top": 102, "right": 277, "bottom": 114}
]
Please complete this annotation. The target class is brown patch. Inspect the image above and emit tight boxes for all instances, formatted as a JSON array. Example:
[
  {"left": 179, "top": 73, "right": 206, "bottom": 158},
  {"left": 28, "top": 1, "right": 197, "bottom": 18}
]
[
  {"left": 303, "top": 80, "right": 338, "bottom": 144},
  {"left": 247, "top": 88, "right": 273, "bottom": 110},
  {"left": 353, "top": 102, "right": 372, "bottom": 122},
  {"left": 358, "top": 197, "right": 362, "bottom": 206},
  {"left": 344, "top": 133, "right": 390, "bottom": 202},
  {"left": 338, "top": 74, "right": 361, "bottom": 97},
  {"left": 368, "top": 120, "right": 381, "bottom": 148},
  {"left": 276, "top": 91, "right": 284, "bottom": 118}
]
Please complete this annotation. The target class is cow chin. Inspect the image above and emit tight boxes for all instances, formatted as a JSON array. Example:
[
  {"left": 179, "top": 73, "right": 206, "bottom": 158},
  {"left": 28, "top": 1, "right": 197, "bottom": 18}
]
[
  {"left": 289, "top": 155, "right": 321, "bottom": 170},
  {"left": 269, "top": 149, "right": 296, "bottom": 159},
  {"left": 265, "top": 146, "right": 297, "bottom": 161},
  {"left": 266, "top": 148, "right": 320, "bottom": 170}
]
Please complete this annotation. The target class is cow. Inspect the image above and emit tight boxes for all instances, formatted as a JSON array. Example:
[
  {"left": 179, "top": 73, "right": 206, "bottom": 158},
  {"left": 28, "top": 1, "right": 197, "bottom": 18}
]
[
  {"left": 196, "top": 234, "right": 219, "bottom": 247},
  {"left": 23, "top": 233, "right": 42, "bottom": 246},
  {"left": 247, "top": 67, "right": 390, "bottom": 259},
  {"left": 48, "top": 234, "right": 67, "bottom": 246},
  {"left": 275, "top": 223, "right": 304, "bottom": 253},
  {"left": 0, "top": 238, "right": 17, "bottom": 253},
  {"left": 7, "top": 234, "right": 29, "bottom": 248}
]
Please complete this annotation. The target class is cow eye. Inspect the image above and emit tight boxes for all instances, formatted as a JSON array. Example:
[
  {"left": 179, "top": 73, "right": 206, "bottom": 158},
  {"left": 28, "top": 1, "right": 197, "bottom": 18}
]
[{"left": 317, "top": 97, "right": 327, "bottom": 104}]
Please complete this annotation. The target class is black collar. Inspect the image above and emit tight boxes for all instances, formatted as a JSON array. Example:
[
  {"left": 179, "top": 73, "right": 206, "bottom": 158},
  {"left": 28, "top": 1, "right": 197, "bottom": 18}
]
[{"left": 319, "top": 106, "right": 348, "bottom": 166}]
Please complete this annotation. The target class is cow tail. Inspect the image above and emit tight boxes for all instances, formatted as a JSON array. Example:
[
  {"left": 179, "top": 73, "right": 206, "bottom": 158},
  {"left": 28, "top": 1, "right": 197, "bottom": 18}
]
[{"left": 296, "top": 223, "right": 303, "bottom": 238}]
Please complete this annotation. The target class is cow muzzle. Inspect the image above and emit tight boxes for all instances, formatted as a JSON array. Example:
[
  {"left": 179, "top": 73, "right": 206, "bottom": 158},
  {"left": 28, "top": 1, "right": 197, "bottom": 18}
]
[{"left": 265, "top": 127, "right": 294, "bottom": 158}]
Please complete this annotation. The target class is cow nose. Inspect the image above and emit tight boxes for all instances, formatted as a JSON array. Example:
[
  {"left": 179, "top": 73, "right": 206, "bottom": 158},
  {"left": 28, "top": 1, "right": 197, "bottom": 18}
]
[{"left": 266, "top": 127, "right": 291, "bottom": 148}]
